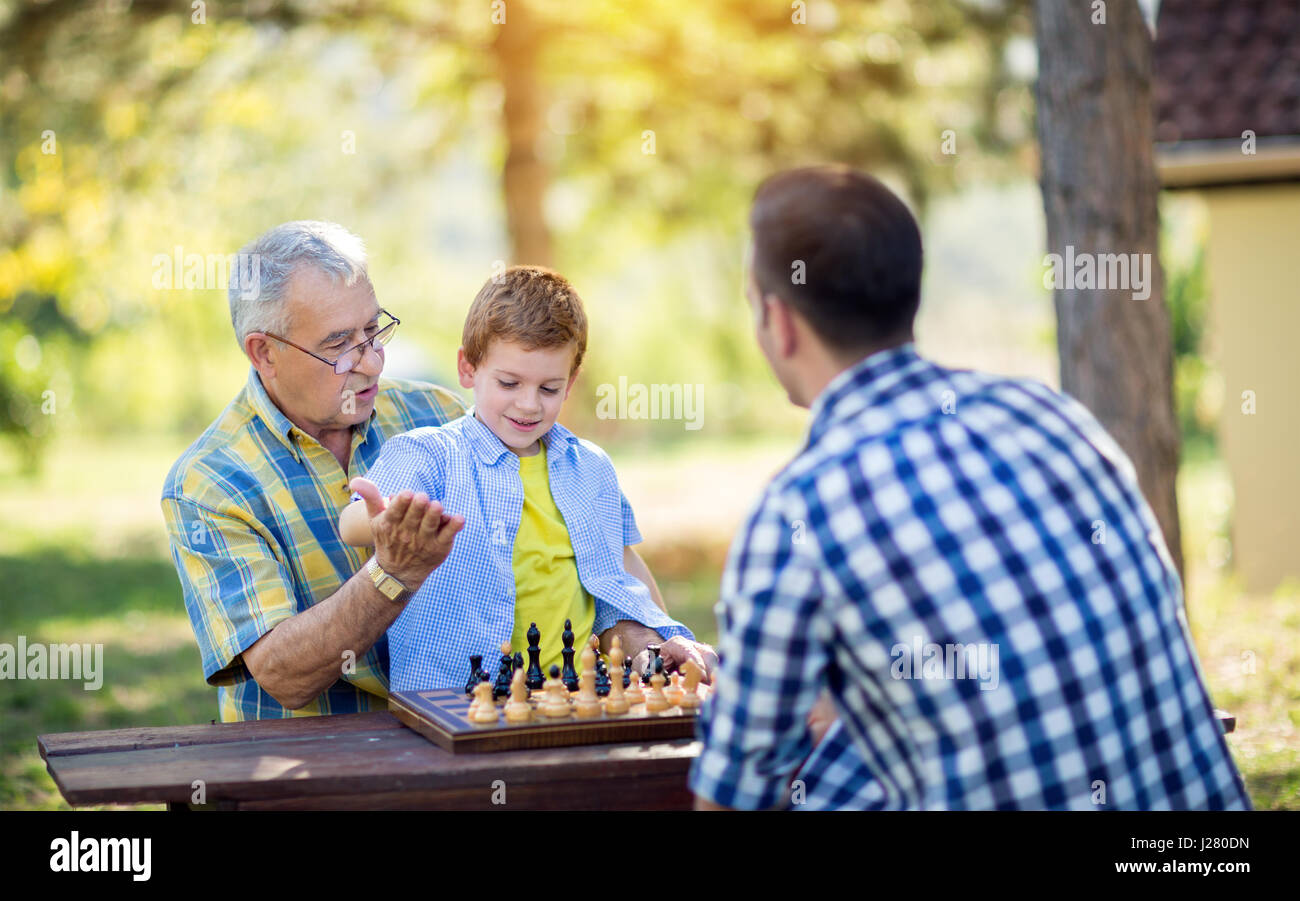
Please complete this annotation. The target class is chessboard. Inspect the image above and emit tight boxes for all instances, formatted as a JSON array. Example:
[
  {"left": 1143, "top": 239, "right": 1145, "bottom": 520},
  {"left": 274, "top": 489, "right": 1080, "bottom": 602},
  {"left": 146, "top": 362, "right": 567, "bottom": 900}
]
[
  {"left": 389, "top": 683, "right": 710, "bottom": 754},
  {"left": 393, "top": 622, "right": 710, "bottom": 753}
]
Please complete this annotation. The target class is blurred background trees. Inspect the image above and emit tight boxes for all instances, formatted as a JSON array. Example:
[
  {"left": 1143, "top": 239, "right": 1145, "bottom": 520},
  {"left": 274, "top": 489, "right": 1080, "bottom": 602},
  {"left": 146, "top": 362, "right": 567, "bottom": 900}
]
[{"left": 1, "top": 0, "right": 1038, "bottom": 469}]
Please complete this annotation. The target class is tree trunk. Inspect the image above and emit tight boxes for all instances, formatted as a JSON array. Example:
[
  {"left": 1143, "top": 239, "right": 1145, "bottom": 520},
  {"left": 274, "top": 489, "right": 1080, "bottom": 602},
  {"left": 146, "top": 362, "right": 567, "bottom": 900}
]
[
  {"left": 1033, "top": 0, "right": 1185, "bottom": 583},
  {"left": 493, "top": 0, "right": 553, "bottom": 268}
]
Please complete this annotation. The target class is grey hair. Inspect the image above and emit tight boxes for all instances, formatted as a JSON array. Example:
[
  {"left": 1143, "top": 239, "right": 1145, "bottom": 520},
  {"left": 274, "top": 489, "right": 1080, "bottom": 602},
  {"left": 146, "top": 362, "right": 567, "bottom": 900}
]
[{"left": 227, "top": 220, "right": 371, "bottom": 352}]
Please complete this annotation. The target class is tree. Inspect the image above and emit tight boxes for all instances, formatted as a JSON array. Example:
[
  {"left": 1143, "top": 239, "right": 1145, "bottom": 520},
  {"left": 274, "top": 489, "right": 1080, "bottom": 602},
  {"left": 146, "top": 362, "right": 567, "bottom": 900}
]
[{"left": 1033, "top": 0, "right": 1184, "bottom": 580}]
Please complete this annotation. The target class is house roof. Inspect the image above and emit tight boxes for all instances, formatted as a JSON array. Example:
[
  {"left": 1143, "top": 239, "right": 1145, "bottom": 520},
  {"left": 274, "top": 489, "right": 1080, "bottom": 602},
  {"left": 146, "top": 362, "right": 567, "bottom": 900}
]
[
  {"left": 1154, "top": 0, "right": 1300, "bottom": 144},
  {"left": 1153, "top": 0, "right": 1300, "bottom": 186}
]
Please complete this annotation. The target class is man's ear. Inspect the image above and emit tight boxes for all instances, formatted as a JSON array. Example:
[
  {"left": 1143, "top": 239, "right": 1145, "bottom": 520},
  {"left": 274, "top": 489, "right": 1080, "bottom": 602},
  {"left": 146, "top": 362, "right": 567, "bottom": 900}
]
[
  {"left": 245, "top": 333, "right": 278, "bottom": 378},
  {"left": 766, "top": 294, "right": 799, "bottom": 359},
  {"left": 456, "top": 347, "right": 476, "bottom": 389}
]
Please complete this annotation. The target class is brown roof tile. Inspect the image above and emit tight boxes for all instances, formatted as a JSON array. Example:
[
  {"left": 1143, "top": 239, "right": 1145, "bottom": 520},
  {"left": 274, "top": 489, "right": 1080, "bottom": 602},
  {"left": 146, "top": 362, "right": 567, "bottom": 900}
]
[{"left": 1154, "top": 0, "right": 1300, "bottom": 143}]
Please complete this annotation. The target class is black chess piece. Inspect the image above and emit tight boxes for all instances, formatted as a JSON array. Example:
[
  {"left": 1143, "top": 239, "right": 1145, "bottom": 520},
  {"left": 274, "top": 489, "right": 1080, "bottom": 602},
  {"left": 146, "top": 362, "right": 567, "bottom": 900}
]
[
  {"left": 561, "top": 618, "right": 579, "bottom": 692},
  {"left": 653, "top": 655, "right": 666, "bottom": 685},
  {"left": 493, "top": 656, "right": 513, "bottom": 700},
  {"left": 464, "top": 654, "right": 484, "bottom": 696},
  {"left": 594, "top": 654, "right": 611, "bottom": 697},
  {"left": 525, "top": 622, "right": 544, "bottom": 690},
  {"left": 513, "top": 651, "right": 524, "bottom": 675},
  {"left": 643, "top": 643, "right": 660, "bottom": 685},
  {"left": 622, "top": 656, "right": 631, "bottom": 689}
]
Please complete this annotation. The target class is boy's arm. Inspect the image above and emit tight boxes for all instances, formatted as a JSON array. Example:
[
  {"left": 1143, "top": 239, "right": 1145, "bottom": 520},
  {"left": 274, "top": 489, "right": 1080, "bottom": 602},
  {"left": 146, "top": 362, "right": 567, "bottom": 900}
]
[
  {"left": 339, "top": 498, "right": 375, "bottom": 547},
  {"left": 339, "top": 477, "right": 393, "bottom": 547},
  {"left": 623, "top": 545, "right": 667, "bottom": 612}
]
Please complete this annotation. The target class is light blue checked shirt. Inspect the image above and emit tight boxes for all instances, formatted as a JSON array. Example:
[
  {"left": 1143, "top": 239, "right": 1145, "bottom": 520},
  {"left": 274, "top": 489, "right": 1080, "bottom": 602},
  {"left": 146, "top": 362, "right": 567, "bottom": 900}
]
[
  {"left": 690, "top": 344, "right": 1250, "bottom": 810},
  {"left": 356, "top": 408, "right": 694, "bottom": 691}
]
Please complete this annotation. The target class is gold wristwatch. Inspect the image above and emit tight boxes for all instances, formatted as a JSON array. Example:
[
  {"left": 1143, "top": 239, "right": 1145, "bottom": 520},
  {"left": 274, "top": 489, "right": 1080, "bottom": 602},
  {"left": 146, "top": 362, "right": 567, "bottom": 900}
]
[{"left": 367, "top": 556, "right": 412, "bottom": 603}]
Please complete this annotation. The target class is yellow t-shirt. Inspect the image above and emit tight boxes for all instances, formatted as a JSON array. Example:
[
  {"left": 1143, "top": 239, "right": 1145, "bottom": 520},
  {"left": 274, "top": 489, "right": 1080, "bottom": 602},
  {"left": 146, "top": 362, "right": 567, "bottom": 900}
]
[{"left": 510, "top": 441, "right": 596, "bottom": 675}]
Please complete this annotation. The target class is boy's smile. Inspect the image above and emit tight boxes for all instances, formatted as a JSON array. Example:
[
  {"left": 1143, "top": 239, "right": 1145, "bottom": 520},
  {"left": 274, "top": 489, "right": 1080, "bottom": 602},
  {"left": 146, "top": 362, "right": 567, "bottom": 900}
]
[{"left": 457, "top": 339, "right": 579, "bottom": 456}]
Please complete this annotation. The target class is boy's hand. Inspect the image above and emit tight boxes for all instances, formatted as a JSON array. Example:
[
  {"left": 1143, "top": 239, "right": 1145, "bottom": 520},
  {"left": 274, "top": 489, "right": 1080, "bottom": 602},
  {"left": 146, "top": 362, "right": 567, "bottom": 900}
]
[{"left": 349, "top": 478, "right": 463, "bottom": 592}]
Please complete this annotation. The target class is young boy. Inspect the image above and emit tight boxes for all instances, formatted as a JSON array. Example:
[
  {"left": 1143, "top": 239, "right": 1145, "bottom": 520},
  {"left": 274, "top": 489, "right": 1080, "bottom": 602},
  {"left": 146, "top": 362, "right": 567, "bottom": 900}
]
[{"left": 339, "top": 266, "right": 697, "bottom": 691}]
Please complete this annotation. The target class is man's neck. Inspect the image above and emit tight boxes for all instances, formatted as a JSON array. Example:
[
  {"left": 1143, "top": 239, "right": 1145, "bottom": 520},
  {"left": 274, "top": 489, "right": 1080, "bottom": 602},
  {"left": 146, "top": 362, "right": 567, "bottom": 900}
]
[
  {"left": 794, "top": 335, "right": 912, "bottom": 408},
  {"left": 260, "top": 373, "right": 355, "bottom": 470}
]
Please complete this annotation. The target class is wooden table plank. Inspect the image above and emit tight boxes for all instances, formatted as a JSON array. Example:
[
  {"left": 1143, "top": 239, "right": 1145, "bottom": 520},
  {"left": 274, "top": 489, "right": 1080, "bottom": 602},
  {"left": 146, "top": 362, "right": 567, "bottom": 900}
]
[
  {"left": 40, "top": 712, "right": 701, "bottom": 810},
  {"left": 38, "top": 712, "right": 404, "bottom": 759}
]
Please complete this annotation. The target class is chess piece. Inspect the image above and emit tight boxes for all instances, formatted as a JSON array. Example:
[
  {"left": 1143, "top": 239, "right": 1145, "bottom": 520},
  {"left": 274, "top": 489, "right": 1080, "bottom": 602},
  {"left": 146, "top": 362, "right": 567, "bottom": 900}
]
[
  {"left": 679, "top": 660, "right": 703, "bottom": 710},
  {"left": 493, "top": 641, "right": 515, "bottom": 699},
  {"left": 513, "top": 651, "right": 524, "bottom": 675},
  {"left": 561, "top": 619, "right": 579, "bottom": 692},
  {"left": 664, "top": 671, "right": 684, "bottom": 707},
  {"left": 594, "top": 656, "right": 611, "bottom": 697},
  {"left": 471, "top": 679, "right": 499, "bottom": 723},
  {"left": 505, "top": 668, "right": 533, "bottom": 723},
  {"left": 589, "top": 635, "right": 610, "bottom": 697},
  {"left": 525, "top": 622, "right": 544, "bottom": 690},
  {"left": 575, "top": 645, "right": 602, "bottom": 719},
  {"left": 464, "top": 654, "right": 484, "bottom": 696},
  {"left": 468, "top": 670, "right": 491, "bottom": 718},
  {"left": 541, "top": 664, "right": 571, "bottom": 718},
  {"left": 624, "top": 656, "right": 645, "bottom": 705},
  {"left": 605, "top": 640, "right": 629, "bottom": 715},
  {"left": 645, "top": 658, "right": 669, "bottom": 712}
]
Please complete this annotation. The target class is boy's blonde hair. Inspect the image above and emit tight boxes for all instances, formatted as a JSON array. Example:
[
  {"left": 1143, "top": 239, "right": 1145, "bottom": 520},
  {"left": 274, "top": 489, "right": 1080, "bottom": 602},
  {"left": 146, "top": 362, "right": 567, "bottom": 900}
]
[{"left": 462, "top": 266, "right": 588, "bottom": 375}]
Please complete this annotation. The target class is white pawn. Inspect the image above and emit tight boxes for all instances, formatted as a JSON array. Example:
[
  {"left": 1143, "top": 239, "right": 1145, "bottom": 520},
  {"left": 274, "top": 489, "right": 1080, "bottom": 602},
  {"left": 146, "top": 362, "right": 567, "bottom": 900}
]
[
  {"left": 624, "top": 655, "right": 645, "bottom": 705},
  {"left": 645, "top": 661, "right": 669, "bottom": 713},
  {"left": 664, "top": 671, "right": 684, "bottom": 707},
  {"left": 541, "top": 665, "right": 571, "bottom": 718}
]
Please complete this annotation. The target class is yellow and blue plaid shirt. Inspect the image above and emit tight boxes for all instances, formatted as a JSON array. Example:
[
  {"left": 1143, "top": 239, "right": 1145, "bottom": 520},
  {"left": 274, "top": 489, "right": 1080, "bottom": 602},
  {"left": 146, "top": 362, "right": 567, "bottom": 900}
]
[{"left": 161, "top": 365, "right": 466, "bottom": 721}]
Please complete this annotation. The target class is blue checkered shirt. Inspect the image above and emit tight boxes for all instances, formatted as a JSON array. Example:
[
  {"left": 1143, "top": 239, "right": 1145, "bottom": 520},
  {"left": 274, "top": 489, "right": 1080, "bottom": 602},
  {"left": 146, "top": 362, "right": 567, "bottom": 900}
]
[
  {"left": 357, "top": 409, "right": 694, "bottom": 691},
  {"left": 689, "top": 344, "right": 1250, "bottom": 810}
]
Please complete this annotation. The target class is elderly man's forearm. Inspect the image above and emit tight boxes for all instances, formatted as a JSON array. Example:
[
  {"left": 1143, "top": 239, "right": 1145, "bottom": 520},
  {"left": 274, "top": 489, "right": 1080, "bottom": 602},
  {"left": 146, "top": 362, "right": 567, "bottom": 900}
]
[{"left": 241, "top": 572, "right": 402, "bottom": 709}]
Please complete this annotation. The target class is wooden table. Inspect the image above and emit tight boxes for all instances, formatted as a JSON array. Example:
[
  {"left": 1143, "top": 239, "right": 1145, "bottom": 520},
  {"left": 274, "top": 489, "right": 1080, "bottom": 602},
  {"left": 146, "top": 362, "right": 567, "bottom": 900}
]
[{"left": 38, "top": 712, "right": 701, "bottom": 810}]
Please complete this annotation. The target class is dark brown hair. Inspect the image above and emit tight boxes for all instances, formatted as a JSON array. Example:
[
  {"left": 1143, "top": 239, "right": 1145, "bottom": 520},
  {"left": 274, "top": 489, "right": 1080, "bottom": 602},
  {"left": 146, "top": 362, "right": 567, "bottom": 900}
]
[{"left": 750, "top": 165, "right": 923, "bottom": 354}]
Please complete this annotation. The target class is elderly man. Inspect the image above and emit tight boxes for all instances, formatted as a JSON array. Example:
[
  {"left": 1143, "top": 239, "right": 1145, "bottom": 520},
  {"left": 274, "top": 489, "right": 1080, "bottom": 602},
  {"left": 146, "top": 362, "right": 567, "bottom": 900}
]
[
  {"left": 161, "top": 222, "right": 472, "bottom": 720},
  {"left": 690, "top": 166, "right": 1250, "bottom": 810}
]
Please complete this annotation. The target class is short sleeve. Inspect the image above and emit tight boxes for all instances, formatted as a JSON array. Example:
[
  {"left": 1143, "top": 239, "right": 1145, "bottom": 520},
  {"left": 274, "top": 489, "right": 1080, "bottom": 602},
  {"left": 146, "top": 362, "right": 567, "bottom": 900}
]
[
  {"left": 161, "top": 495, "right": 297, "bottom": 685},
  {"left": 352, "top": 431, "right": 445, "bottom": 503}
]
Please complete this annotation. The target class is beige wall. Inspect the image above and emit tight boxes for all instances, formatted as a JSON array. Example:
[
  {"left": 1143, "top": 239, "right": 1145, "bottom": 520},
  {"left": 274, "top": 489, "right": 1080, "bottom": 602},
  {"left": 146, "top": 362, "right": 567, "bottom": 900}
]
[{"left": 1203, "top": 184, "right": 1300, "bottom": 593}]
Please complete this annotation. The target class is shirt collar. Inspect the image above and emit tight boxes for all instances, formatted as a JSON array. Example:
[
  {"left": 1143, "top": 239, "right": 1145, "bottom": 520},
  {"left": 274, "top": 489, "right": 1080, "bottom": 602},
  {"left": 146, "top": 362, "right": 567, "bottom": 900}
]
[
  {"left": 244, "top": 364, "right": 377, "bottom": 463},
  {"left": 805, "top": 342, "right": 922, "bottom": 445},
  {"left": 246, "top": 365, "right": 298, "bottom": 457},
  {"left": 462, "top": 406, "right": 580, "bottom": 466}
]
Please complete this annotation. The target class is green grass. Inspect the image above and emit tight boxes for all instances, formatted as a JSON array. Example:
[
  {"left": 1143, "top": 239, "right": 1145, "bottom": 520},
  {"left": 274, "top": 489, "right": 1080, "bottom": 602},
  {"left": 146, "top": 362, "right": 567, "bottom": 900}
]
[
  {"left": 1, "top": 434, "right": 1295, "bottom": 809},
  {"left": 0, "top": 548, "right": 213, "bottom": 810}
]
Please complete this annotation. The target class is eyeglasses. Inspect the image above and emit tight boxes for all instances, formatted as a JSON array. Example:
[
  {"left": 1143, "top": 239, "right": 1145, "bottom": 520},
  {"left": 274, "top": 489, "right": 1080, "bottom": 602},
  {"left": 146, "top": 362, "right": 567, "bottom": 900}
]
[{"left": 263, "top": 310, "right": 400, "bottom": 375}]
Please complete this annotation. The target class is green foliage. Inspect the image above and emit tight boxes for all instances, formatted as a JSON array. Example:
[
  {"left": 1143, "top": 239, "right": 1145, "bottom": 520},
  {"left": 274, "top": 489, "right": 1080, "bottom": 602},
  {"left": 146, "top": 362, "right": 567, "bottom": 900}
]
[{"left": 0, "top": 0, "right": 1036, "bottom": 454}]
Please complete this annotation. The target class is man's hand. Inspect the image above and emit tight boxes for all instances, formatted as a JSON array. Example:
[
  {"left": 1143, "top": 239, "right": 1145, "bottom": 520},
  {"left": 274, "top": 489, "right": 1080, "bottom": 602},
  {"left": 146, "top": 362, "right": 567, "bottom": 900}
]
[
  {"left": 349, "top": 478, "right": 464, "bottom": 591},
  {"left": 631, "top": 636, "right": 718, "bottom": 685}
]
